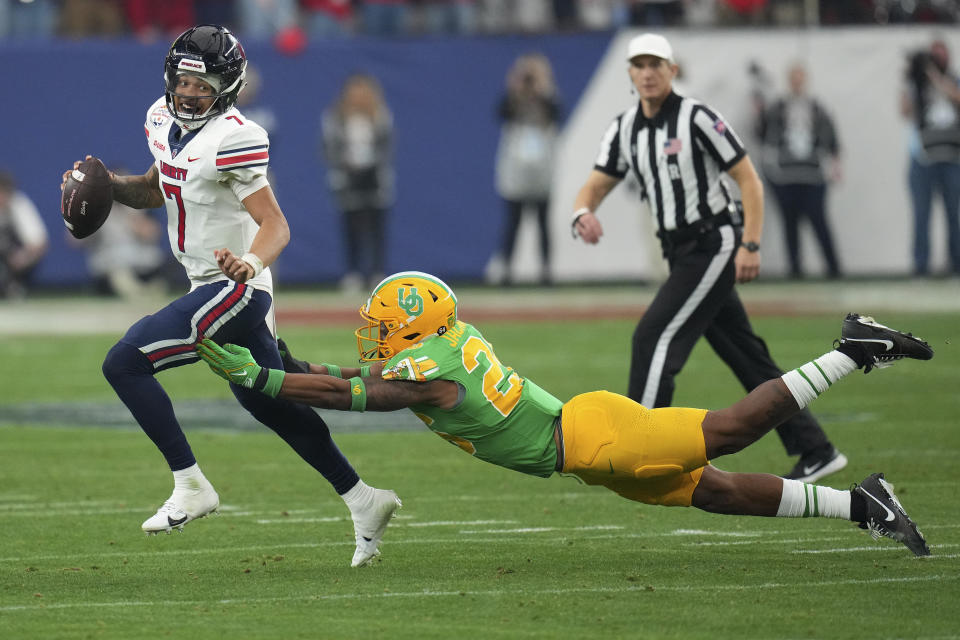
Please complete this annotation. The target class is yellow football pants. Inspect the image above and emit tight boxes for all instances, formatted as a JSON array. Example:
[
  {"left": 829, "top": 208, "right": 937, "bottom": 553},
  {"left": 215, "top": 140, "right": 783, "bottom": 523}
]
[{"left": 559, "top": 391, "right": 708, "bottom": 506}]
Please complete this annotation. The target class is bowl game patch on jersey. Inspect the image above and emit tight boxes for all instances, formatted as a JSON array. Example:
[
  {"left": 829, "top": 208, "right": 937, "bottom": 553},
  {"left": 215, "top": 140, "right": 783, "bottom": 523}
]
[
  {"left": 150, "top": 106, "right": 172, "bottom": 129},
  {"left": 383, "top": 355, "right": 440, "bottom": 382}
]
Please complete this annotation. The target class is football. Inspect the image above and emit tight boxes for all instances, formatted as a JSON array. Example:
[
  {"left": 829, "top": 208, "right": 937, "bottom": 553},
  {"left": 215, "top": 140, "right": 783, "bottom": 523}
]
[{"left": 61, "top": 157, "right": 114, "bottom": 239}]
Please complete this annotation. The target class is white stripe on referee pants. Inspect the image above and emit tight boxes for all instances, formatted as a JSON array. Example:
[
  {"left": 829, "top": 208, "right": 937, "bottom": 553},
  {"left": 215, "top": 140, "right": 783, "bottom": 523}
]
[{"left": 641, "top": 225, "right": 737, "bottom": 408}]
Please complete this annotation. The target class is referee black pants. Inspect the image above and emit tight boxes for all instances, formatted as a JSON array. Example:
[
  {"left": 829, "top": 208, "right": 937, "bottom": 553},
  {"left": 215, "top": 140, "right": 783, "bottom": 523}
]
[{"left": 626, "top": 224, "right": 830, "bottom": 457}]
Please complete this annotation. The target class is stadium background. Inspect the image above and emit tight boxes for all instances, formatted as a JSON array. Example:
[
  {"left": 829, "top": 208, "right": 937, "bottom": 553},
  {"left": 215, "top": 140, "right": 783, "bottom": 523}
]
[{"left": 1, "top": 25, "right": 958, "bottom": 287}]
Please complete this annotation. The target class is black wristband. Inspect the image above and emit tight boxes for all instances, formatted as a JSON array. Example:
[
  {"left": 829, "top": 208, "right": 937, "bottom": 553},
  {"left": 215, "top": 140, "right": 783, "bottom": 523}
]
[{"left": 253, "top": 366, "right": 270, "bottom": 391}]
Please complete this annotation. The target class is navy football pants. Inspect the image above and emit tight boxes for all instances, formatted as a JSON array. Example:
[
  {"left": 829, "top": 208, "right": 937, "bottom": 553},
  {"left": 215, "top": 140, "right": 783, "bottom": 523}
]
[{"left": 101, "top": 280, "right": 359, "bottom": 494}]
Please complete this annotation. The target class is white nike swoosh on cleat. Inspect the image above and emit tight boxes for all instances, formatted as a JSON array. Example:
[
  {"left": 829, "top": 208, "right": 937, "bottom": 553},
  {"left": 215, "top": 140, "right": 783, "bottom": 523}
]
[
  {"left": 845, "top": 338, "right": 894, "bottom": 351},
  {"left": 862, "top": 490, "right": 897, "bottom": 522},
  {"left": 802, "top": 463, "right": 824, "bottom": 476}
]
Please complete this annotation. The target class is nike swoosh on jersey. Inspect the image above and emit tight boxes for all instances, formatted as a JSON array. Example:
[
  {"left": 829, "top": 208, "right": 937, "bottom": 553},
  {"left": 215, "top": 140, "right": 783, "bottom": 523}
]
[
  {"left": 845, "top": 338, "right": 894, "bottom": 351},
  {"left": 188, "top": 156, "right": 201, "bottom": 162},
  {"left": 862, "top": 489, "right": 897, "bottom": 522}
]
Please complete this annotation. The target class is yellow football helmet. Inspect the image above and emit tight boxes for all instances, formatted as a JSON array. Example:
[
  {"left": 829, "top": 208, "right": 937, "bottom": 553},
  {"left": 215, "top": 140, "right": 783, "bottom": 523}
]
[{"left": 355, "top": 271, "right": 458, "bottom": 361}]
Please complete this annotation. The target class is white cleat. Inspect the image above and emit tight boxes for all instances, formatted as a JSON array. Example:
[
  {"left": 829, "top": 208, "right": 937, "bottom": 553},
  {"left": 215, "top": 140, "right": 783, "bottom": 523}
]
[
  {"left": 350, "top": 489, "right": 401, "bottom": 567},
  {"left": 142, "top": 480, "right": 220, "bottom": 535}
]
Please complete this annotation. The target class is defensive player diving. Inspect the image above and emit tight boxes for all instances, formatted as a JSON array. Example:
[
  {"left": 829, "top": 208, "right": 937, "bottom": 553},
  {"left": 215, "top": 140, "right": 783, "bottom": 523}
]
[{"left": 197, "top": 271, "right": 935, "bottom": 563}]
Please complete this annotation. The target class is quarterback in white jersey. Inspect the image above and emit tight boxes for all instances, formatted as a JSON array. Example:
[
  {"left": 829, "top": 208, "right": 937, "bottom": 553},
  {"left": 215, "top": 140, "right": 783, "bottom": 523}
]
[{"left": 60, "top": 25, "right": 399, "bottom": 568}]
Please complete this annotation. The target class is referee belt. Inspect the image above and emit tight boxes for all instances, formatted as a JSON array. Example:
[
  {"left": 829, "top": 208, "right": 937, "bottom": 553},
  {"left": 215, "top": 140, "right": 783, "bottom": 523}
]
[{"left": 656, "top": 211, "right": 734, "bottom": 246}]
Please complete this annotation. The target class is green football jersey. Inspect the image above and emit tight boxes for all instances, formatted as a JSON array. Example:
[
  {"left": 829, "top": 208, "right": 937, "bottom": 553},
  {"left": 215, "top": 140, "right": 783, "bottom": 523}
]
[{"left": 381, "top": 321, "right": 563, "bottom": 478}]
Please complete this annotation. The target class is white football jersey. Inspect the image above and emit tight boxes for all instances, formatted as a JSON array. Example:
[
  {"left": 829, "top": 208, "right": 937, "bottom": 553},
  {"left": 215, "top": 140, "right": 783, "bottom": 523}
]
[{"left": 144, "top": 97, "right": 274, "bottom": 294}]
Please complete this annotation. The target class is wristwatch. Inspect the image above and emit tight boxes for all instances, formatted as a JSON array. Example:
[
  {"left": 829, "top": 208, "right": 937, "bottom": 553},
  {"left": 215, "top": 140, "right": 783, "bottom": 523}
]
[{"left": 742, "top": 241, "right": 761, "bottom": 252}]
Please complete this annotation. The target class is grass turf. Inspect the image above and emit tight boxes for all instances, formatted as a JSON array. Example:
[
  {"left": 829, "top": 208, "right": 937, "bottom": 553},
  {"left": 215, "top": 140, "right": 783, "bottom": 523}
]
[{"left": 1, "top": 312, "right": 958, "bottom": 639}]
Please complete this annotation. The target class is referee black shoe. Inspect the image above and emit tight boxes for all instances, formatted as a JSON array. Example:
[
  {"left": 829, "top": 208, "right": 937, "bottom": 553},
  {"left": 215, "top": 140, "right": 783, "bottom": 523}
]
[
  {"left": 784, "top": 445, "right": 847, "bottom": 483},
  {"left": 853, "top": 472, "right": 930, "bottom": 557},
  {"left": 839, "top": 314, "right": 934, "bottom": 373}
]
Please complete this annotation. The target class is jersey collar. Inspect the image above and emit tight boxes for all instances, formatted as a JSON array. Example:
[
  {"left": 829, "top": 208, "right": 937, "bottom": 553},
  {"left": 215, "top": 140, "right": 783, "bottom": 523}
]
[
  {"left": 638, "top": 91, "right": 682, "bottom": 127},
  {"left": 168, "top": 124, "right": 203, "bottom": 159}
]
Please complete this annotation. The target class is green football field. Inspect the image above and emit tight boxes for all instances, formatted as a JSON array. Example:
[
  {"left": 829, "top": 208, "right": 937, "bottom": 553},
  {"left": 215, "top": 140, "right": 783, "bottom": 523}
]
[{"left": 1, "top": 306, "right": 958, "bottom": 639}]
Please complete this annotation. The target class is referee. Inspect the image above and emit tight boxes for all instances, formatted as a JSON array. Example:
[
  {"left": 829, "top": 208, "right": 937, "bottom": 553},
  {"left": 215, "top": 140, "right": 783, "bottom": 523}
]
[{"left": 571, "top": 33, "right": 845, "bottom": 482}]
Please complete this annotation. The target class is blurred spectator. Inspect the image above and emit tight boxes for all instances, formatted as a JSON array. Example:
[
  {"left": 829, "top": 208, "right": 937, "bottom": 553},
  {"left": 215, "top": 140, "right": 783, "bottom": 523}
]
[
  {"left": 194, "top": 0, "right": 235, "bottom": 26},
  {"left": 551, "top": 0, "right": 578, "bottom": 29},
  {"left": 58, "top": 0, "right": 124, "bottom": 38},
  {"left": 746, "top": 59, "right": 775, "bottom": 139},
  {"left": 685, "top": 0, "right": 719, "bottom": 26},
  {"left": 626, "top": 0, "right": 685, "bottom": 26},
  {"left": 301, "top": 0, "right": 354, "bottom": 38},
  {"left": 237, "top": 0, "right": 297, "bottom": 40},
  {"left": 0, "top": 0, "right": 57, "bottom": 38},
  {"left": 875, "top": 0, "right": 959, "bottom": 24},
  {"left": 759, "top": 62, "right": 841, "bottom": 279},
  {"left": 359, "top": 0, "right": 411, "bottom": 35},
  {"left": 76, "top": 202, "right": 174, "bottom": 299},
  {"left": 489, "top": 53, "right": 560, "bottom": 285},
  {"left": 717, "top": 0, "right": 768, "bottom": 24},
  {"left": 479, "top": 0, "right": 553, "bottom": 32},
  {"left": 0, "top": 172, "right": 47, "bottom": 299},
  {"left": 124, "top": 0, "right": 195, "bottom": 41},
  {"left": 321, "top": 73, "right": 395, "bottom": 290},
  {"left": 577, "top": 0, "right": 625, "bottom": 30},
  {"left": 414, "top": 0, "right": 478, "bottom": 35},
  {"left": 900, "top": 37, "right": 960, "bottom": 276}
]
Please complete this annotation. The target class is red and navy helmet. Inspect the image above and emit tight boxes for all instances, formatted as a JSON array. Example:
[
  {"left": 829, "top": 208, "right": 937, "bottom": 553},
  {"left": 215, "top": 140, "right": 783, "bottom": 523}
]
[{"left": 164, "top": 24, "right": 247, "bottom": 127}]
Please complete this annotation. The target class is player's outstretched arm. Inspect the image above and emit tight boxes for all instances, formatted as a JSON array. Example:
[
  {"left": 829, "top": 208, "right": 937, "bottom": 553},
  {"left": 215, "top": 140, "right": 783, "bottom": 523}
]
[
  {"left": 277, "top": 336, "right": 384, "bottom": 378},
  {"left": 196, "top": 340, "right": 453, "bottom": 410}
]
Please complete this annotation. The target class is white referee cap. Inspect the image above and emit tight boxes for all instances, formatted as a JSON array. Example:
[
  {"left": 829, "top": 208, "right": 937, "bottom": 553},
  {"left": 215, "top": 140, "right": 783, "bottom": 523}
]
[{"left": 627, "top": 33, "right": 674, "bottom": 63}]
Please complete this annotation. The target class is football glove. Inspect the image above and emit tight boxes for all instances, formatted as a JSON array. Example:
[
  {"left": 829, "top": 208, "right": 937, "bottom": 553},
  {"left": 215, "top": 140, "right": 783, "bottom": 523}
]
[{"left": 196, "top": 339, "right": 285, "bottom": 398}]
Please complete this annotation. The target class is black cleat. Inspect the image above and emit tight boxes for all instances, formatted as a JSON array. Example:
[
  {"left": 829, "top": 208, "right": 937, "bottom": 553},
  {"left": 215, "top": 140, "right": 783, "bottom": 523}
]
[
  {"left": 853, "top": 472, "right": 930, "bottom": 557},
  {"left": 840, "top": 314, "right": 934, "bottom": 373}
]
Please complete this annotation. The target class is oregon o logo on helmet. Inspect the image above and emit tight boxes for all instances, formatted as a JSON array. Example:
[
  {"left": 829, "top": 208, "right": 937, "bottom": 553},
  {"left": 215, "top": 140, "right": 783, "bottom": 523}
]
[{"left": 397, "top": 287, "right": 424, "bottom": 316}]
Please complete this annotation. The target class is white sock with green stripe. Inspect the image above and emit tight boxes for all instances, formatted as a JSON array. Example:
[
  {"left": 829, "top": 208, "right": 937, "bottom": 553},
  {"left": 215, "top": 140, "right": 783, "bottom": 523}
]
[
  {"left": 781, "top": 351, "right": 857, "bottom": 410},
  {"left": 777, "top": 478, "right": 851, "bottom": 519}
]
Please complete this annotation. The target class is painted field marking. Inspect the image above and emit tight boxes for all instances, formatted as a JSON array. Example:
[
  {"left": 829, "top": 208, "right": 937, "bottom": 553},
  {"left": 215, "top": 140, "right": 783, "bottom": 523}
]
[
  {"left": 5, "top": 527, "right": 951, "bottom": 566},
  {"left": 793, "top": 543, "right": 959, "bottom": 554},
  {"left": 403, "top": 519, "right": 513, "bottom": 527},
  {"left": 460, "top": 525, "right": 624, "bottom": 534},
  {"left": 0, "top": 574, "right": 953, "bottom": 614},
  {"left": 684, "top": 536, "right": 852, "bottom": 547}
]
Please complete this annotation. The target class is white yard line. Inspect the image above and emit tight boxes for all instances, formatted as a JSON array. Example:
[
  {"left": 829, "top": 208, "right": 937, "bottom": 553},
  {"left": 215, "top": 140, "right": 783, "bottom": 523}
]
[
  {"left": 793, "top": 543, "right": 959, "bottom": 554},
  {"left": 3, "top": 526, "right": 955, "bottom": 565}
]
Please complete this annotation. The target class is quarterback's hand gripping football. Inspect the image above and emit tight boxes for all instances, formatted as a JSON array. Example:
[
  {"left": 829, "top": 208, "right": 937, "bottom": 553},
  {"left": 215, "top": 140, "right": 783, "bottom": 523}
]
[{"left": 196, "top": 339, "right": 285, "bottom": 398}]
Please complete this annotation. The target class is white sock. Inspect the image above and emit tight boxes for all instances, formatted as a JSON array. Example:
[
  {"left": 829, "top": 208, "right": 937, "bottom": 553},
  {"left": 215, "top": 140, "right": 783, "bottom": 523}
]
[
  {"left": 781, "top": 350, "right": 858, "bottom": 410},
  {"left": 172, "top": 463, "right": 210, "bottom": 493},
  {"left": 341, "top": 479, "right": 374, "bottom": 512},
  {"left": 777, "top": 478, "right": 851, "bottom": 519}
]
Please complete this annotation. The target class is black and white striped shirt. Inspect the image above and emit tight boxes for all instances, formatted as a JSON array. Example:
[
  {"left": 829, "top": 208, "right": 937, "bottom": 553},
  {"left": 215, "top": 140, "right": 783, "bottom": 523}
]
[{"left": 594, "top": 91, "right": 746, "bottom": 233}]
